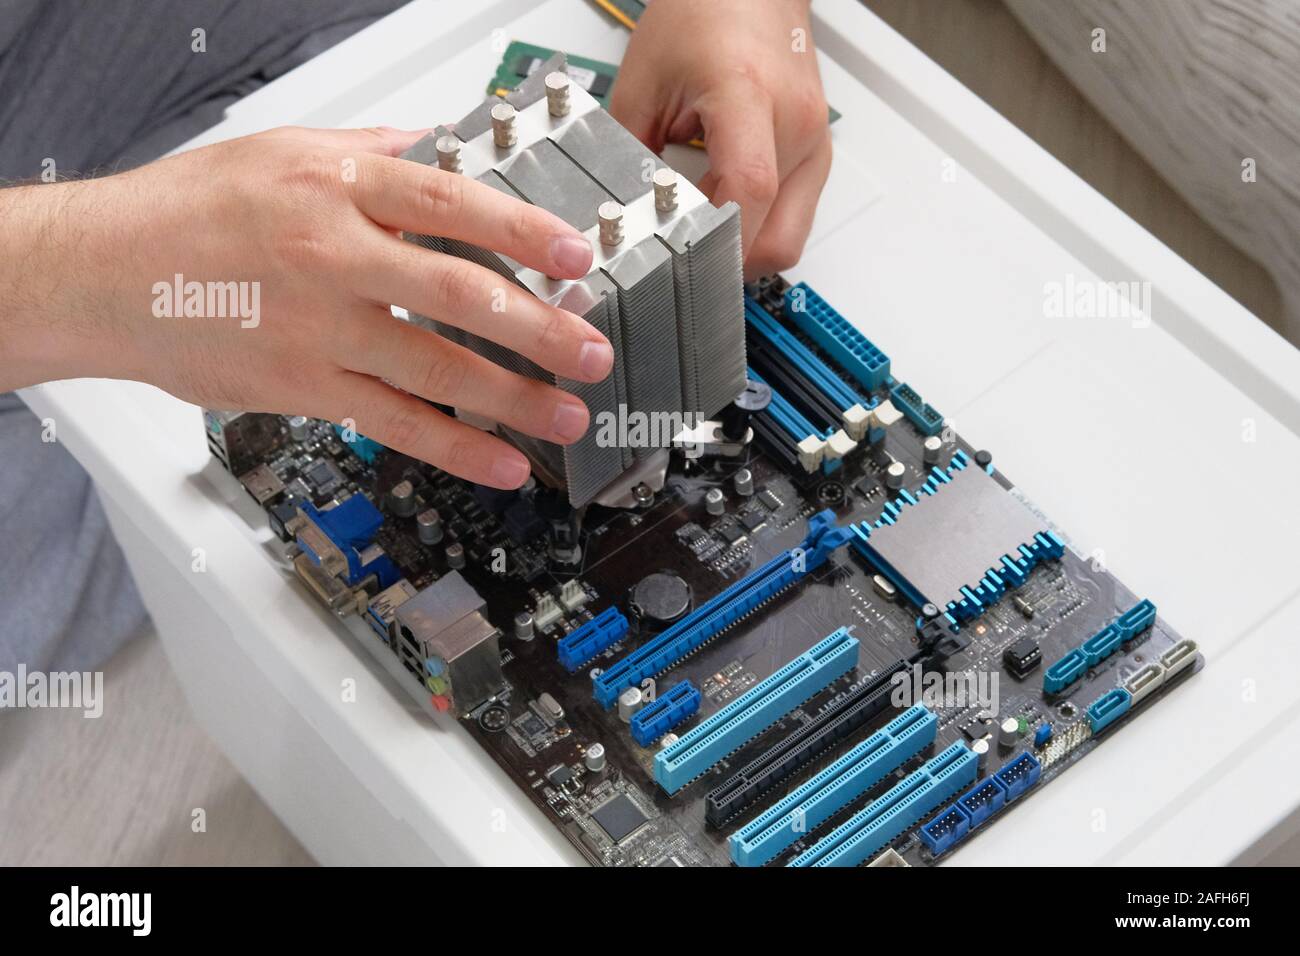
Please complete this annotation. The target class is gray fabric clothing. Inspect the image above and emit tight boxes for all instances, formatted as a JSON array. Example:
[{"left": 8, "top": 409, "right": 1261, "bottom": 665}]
[{"left": 0, "top": 0, "right": 408, "bottom": 672}]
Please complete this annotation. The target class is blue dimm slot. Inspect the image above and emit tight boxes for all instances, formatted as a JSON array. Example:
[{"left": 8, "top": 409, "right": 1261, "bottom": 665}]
[
  {"left": 729, "top": 704, "right": 937, "bottom": 866},
  {"left": 747, "top": 368, "right": 822, "bottom": 444},
  {"left": 556, "top": 606, "right": 629, "bottom": 673},
  {"left": 783, "top": 282, "right": 891, "bottom": 392},
  {"left": 789, "top": 742, "right": 978, "bottom": 867},
  {"left": 745, "top": 298, "right": 866, "bottom": 413},
  {"left": 592, "top": 512, "right": 851, "bottom": 709},
  {"left": 629, "top": 681, "right": 701, "bottom": 747},
  {"left": 654, "top": 630, "right": 859, "bottom": 793}
]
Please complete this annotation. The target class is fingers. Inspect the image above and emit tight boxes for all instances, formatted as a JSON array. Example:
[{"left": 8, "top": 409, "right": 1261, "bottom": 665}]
[
  {"left": 743, "top": 134, "right": 832, "bottom": 279},
  {"left": 317, "top": 369, "right": 532, "bottom": 489},
  {"left": 350, "top": 233, "right": 613, "bottom": 383},
  {"left": 349, "top": 155, "right": 593, "bottom": 278},
  {"left": 697, "top": 80, "right": 780, "bottom": 257},
  {"left": 336, "top": 309, "right": 595, "bottom": 447},
  {"left": 260, "top": 125, "right": 433, "bottom": 157}
]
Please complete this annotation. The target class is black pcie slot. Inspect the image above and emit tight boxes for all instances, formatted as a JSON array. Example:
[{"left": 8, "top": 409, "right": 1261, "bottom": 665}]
[
  {"left": 748, "top": 337, "right": 843, "bottom": 433},
  {"left": 704, "top": 658, "right": 910, "bottom": 828}
]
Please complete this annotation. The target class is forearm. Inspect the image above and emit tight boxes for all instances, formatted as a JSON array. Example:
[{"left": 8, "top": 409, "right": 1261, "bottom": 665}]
[{"left": 0, "top": 179, "right": 144, "bottom": 391}]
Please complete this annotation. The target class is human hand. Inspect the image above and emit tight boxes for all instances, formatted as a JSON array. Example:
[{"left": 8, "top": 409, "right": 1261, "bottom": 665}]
[
  {"left": 611, "top": 0, "right": 831, "bottom": 279},
  {"left": 0, "top": 126, "right": 613, "bottom": 488}
]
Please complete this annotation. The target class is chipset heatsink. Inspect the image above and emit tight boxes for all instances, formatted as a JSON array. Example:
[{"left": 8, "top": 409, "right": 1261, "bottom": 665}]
[{"left": 855, "top": 462, "right": 1058, "bottom": 617}]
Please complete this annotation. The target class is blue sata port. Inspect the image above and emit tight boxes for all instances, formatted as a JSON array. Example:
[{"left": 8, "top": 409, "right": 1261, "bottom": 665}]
[
  {"left": 1117, "top": 599, "right": 1157, "bottom": 639},
  {"left": 1043, "top": 647, "right": 1089, "bottom": 694},
  {"left": 654, "top": 629, "right": 858, "bottom": 793},
  {"left": 1082, "top": 623, "right": 1124, "bottom": 666},
  {"left": 1087, "top": 687, "right": 1132, "bottom": 734},
  {"left": 783, "top": 282, "right": 891, "bottom": 392},
  {"left": 630, "top": 681, "right": 701, "bottom": 747},
  {"left": 958, "top": 776, "right": 1007, "bottom": 828},
  {"left": 556, "top": 606, "right": 628, "bottom": 672}
]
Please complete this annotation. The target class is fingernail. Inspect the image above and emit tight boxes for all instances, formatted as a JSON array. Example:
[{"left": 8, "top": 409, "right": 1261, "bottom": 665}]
[
  {"left": 551, "top": 235, "right": 593, "bottom": 276},
  {"left": 579, "top": 340, "right": 614, "bottom": 380},
  {"left": 552, "top": 399, "right": 589, "bottom": 443},
  {"left": 490, "top": 454, "right": 530, "bottom": 488}
]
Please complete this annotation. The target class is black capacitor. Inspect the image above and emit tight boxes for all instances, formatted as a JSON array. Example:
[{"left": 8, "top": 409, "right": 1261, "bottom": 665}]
[{"left": 720, "top": 379, "right": 772, "bottom": 441}]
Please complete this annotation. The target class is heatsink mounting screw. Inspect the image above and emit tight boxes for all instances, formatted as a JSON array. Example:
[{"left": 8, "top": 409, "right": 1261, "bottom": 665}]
[{"left": 491, "top": 102, "right": 518, "bottom": 148}]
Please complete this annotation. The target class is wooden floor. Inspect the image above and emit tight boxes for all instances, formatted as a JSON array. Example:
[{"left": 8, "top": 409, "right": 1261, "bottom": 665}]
[{"left": 863, "top": 0, "right": 1284, "bottom": 335}]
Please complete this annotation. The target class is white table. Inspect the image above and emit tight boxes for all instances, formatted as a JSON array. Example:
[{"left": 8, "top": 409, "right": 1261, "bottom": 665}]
[{"left": 21, "top": 0, "right": 1300, "bottom": 866}]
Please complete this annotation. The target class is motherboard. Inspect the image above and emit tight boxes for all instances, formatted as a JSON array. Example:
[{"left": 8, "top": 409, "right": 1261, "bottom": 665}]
[{"left": 204, "top": 275, "right": 1201, "bottom": 867}]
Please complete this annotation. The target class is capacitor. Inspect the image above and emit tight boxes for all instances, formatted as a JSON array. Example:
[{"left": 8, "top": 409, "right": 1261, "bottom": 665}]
[
  {"left": 999, "top": 716, "right": 1020, "bottom": 748},
  {"left": 514, "top": 612, "right": 535, "bottom": 642},
  {"left": 288, "top": 415, "right": 310, "bottom": 442},
  {"left": 416, "top": 508, "right": 443, "bottom": 545},
  {"left": 922, "top": 435, "right": 942, "bottom": 464},
  {"left": 971, "top": 737, "right": 990, "bottom": 771},
  {"left": 885, "top": 461, "right": 906, "bottom": 490},
  {"left": 584, "top": 742, "right": 606, "bottom": 773},
  {"left": 705, "top": 488, "right": 725, "bottom": 516},
  {"left": 445, "top": 542, "right": 466, "bottom": 570},
  {"left": 389, "top": 479, "right": 416, "bottom": 517},
  {"left": 733, "top": 468, "right": 754, "bottom": 497},
  {"left": 617, "top": 686, "right": 643, "bottom": 723},
  {"left": 659, "top": 733, "right": 679, "bottom": 749}
]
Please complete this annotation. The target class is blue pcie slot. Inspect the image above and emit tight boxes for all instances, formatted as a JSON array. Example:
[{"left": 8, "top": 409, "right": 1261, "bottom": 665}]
[
  {"left": 745, "top": 298, "right": 867, "bottom": 413},
  {"left": 789, "top": 742, "right": 977, "bottom": 867},
  {"left": 654, "top": 629, "right": 859, "bottom": 794},
  {"left": 889, "top": 382, "right": 944, "bottom": 437},
  {"left": 783, "top": 282, "right": 891, "bottom": 392},
  {"left": 1043, "top": 599, "right": 1158, "bottom": 693},
  {"left": 1087, "top": 687, "right": 1132, "bottom": 733},
  {"left": 729, "top": 704, "right": 937, "bottom": 866},
  {"left": 630, "top": 680, "right": 701, "bottom": 747},
  {"left": 556, "top": 606, "right": 629, "bottom": 673},
  {"left": 920, "top": 752, "right": 1041, "bottom": 857},
  {"left": 592, "top": 511, "right": 852, "bottom": 709}
]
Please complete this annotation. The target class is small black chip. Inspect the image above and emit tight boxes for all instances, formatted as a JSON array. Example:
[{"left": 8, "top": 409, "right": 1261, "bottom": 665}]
[
  {"left": 757, "top": 488, "right": 781, "bottom": 511},
  {"left": 546, "top": 764, "right": 574, "bottom": 788},
  {"left": 716, "top": 521, "right": 745, "bottom": 545},
  {"left": 739, "top": 509, "right": 766, "bottom": 531},
  {"left": 591, "top": 794, "right": 648, "bottom": 843},
  {"left": 304, "top": 459, "right": 343, "bottom": 495},
  {"left": 1003, "top": 637, "right": 1042, "bottom": 679},
  {"left": 519, "top": 714, "right": 545, "bottom": 737},
  {"left": 853, "top": 476, "right": 880, "bottom": 499}
]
